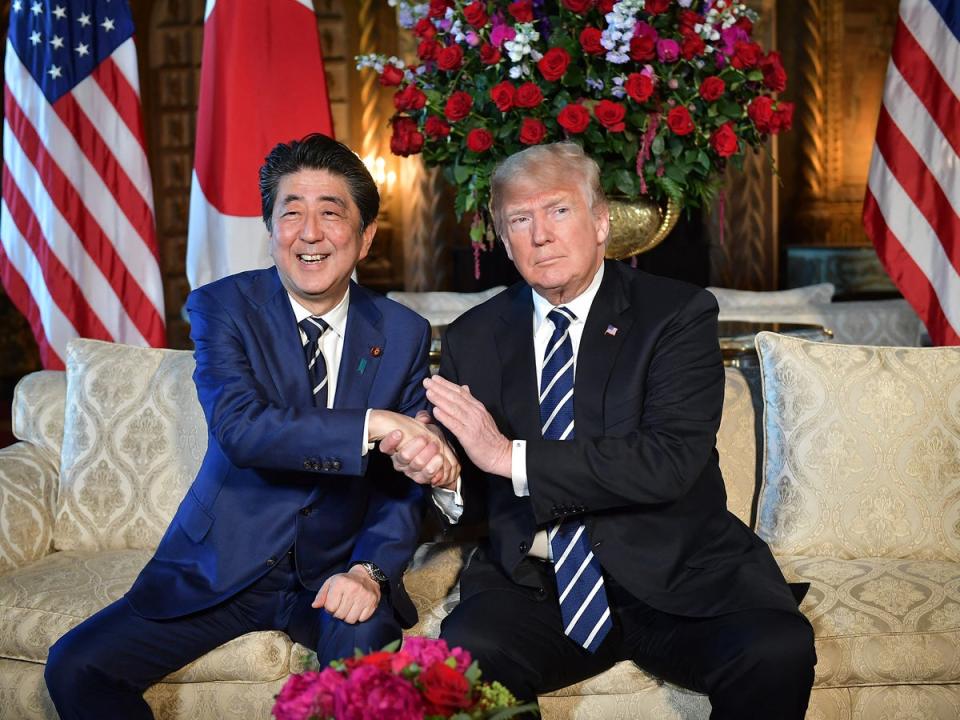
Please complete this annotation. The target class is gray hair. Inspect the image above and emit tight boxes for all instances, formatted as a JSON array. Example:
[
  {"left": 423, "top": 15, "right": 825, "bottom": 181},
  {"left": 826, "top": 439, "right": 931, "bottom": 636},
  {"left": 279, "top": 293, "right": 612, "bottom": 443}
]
[{"left": 489, "top": 142, "right": 607, "bottom": 238}]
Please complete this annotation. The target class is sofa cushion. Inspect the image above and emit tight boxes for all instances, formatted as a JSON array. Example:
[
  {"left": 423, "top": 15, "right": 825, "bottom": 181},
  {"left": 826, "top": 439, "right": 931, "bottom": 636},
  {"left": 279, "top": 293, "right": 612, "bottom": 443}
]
[
  {"left": 755, "top": 333, "right": 960, "bottom": 560},
  {"left": 780, "top": 555, "right": 960, "bottom": 688},
  {"left": 717, "top": 367, "right": 761, "bottom": 526},
  {"left": 0, "top": 549, "right": 293, "bottom": 682},
  {"left": 707, "top": 283, "right": 835, "bottom": 310},
  {"left": 386, "top": 287, "right": 507, "bottom": 327},
  {"left": 55, "top": 339, "right": 207, "bottom": 551},
  {"left": 12, "top": 370, "right": 67, "bottom": 460}
]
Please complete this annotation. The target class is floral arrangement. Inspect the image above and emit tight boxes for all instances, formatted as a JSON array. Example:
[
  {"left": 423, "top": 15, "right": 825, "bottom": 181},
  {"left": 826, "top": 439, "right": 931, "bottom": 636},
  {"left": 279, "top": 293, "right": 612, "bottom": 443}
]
[
  {"left": 357, "top": 0, "right": 793, "bottom": 241},
  {"left": 272, "top": 637, "right": 537, "bottom": 720}
]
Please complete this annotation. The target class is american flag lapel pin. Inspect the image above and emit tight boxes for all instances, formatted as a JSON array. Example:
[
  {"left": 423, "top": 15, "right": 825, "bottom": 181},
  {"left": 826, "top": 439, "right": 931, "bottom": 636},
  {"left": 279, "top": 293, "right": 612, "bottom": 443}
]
[{"left": 605, "top": 324, "right": 619, "bottom": 337}]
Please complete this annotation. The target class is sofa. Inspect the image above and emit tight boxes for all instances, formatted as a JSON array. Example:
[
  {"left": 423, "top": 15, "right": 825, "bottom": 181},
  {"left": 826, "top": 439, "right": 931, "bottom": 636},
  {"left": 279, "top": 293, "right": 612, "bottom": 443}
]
[{"left": 1, "top": 333, "right": 958, "bottom": 719}]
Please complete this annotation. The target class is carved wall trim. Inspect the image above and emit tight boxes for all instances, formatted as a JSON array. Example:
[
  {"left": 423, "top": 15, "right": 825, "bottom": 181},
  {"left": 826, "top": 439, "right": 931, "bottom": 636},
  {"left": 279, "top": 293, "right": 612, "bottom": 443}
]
[{"left": 798, "top": 0, "right": 825, "bottom": 200}]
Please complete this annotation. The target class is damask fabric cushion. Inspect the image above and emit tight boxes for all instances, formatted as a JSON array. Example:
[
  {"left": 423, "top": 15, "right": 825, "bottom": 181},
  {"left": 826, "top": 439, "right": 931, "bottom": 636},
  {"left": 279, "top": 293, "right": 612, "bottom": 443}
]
[
  {"left": 12, "top": 370, "right": 66, "bottom": 459},
  {"left": 707, "top": 282, "right": 835, "bottom": 309},
  {"left": 716, "top": 367, "right": 761, "bottom": 526},
  {"left": 754, "top": 333, "right": 960, "bottom": 561},
  {"left": 54, "top": 339, "right": 207, "bottom": 551},
  {"left": 0, "top": 443, "right": 59, "bottom": 573},
  {"left": 386, "top": 287, "right": 507, "bottom": 327}
]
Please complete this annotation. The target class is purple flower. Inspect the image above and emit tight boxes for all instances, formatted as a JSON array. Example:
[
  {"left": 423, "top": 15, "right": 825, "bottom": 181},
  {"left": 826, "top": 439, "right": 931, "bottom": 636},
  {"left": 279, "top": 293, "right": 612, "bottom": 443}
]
[
  {"left": 634, "top": 21, "right": 659, "bottom": 42},
  {"left": 721, "top": 26, "right": 749, "bottom": 57},
  {"left": 334, "top": 666, "right": 424, "bottom": 720},
  {"left": 657, "top": 38, "right": 680, "bottom": 63},
  {"left": 490, "top": 24, "right": 517, "bottom": 48},
  {"left": 465, "top": 30, "right": 481, "bottom": 46}
]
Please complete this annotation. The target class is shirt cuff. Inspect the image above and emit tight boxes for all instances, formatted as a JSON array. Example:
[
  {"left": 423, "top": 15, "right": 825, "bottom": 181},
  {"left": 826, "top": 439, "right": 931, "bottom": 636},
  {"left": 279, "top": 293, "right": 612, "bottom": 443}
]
[
  {"left": 432, "top": 476, "right": 463, "bottom": 523},
  {"left": 511, "top": 439, "right": 528, "bottom": 497},
  {"left": 362, "top": 409, "right": 375, "bottom": 457}
]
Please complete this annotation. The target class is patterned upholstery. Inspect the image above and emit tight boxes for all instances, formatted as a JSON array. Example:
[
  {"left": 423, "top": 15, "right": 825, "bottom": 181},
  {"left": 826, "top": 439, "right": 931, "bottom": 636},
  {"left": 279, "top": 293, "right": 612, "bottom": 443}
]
[{"left": 708, "top": 282, "right": 835, "bottom": 309}]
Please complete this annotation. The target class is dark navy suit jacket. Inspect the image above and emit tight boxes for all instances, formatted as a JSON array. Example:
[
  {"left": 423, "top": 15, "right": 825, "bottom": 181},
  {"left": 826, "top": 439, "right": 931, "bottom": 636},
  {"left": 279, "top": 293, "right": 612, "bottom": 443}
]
[{"left": 126, "top": 268, "right": 429, "bottom": 626}]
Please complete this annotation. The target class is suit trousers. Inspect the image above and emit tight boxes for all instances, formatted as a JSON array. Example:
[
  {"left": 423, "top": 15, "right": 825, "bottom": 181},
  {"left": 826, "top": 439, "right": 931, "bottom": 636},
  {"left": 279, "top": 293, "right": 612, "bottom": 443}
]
[
  {"left": 441, "top": 552, "right": 815, "bottom": 719},
  {"left": 45, "top": 552, "right": 401, "bottom": 720}
]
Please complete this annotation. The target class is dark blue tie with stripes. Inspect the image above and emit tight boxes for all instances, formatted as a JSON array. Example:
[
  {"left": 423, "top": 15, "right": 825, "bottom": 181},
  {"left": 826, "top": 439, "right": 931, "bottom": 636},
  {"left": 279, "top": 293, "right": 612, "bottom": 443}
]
[
  {"left": 541, "top": 307, "right": 612, "bottom": 653},
  {"left": 299, "top": 315, "right": 329, "bottom": 408}
]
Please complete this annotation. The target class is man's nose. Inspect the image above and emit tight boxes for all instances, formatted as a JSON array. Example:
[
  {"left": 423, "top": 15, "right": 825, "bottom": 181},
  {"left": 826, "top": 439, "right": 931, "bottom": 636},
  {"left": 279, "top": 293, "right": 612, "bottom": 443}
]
[
  {"left": 301, "top": 211, "right": 321, "bottom": 242},
  {"left": 531, "top": 218, "right": 551, "bottom": 246}
]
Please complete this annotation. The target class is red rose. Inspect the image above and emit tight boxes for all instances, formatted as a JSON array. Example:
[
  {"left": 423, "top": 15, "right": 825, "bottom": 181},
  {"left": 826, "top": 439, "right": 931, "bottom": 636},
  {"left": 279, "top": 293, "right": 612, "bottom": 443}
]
[
  {"left": 736, "top": 16, "right": 754, "bottom": 34},
  {"left": 479, "top": 43, "right": 502, "bottom": 65},
  {"left": 625, "top": 73, "right": 654, "bottom": 103},
  {"left": 420, "top": 662, "right": 471, "bottom": 716},
  {"left": 394, "top": 84, "right": 427, "bottom": 111},
  {"left": 444, "top": 91, "right": 473, "bottom": 121},
  {"left": 390, "top": 116, "right": 424, "bottom": 156},
  {"left": 666, "top": 106, "right": 695, "bottom": 135},
  {"left": 424, "top": 115, "right": 451, "bottom": 138},
  {"left": 645, "top": 0, "right": 670, "bottom": 14},
  {"left": 519, "top": 117, "right": 547, "bottom": 145},
  {"left": 428, "top": 0, "right": 452, "bottom": 18},
  {"left": 698, "top": 76, "right": 725, "bottom": 102},
  {"left": 557, "top": 103, "right": 590, "bottom": 133},
  {"left": 537, "top": 47, "right": 571, "bottom": 82},
  {"left": 414, "top": 18, "right": 437, "bottom": 39},
  {"left": 760, "top": 51, "right": 787, "bottom": 92},
  {"left": 710, "top": 122, "right": 738, "bottom": 157},
  {"left": 356, "top": 651, "right": 394, "bottom": 672},
  {"left": 630, "top": 35, "right": 656, "bottom": 61},
  {"left": 679, "top": 10, "right": 701, "bottom": 34},
  {"left": 379, "top": 65, "right": 404, "bottom": 87},
  {"left": 490, "top": 81, "right": 516, "bottom": 112},
  {"left": 463, "top": 1, "right": 489, "bottom": 28},
  {"left": 748, "top": 95, "right": 774, "bottom": 132},
  {"left": 770, "top": 102, "right": 795, "bottom": 133},
  {"left": 681, "top": 34, "right": 705, "bottom": 59},
  {"left": 579, "top": 27, "right": 604, "bottom": 55},
  {"left": 597, "top": 0, "right": 615, "bottom": 10},
  {"left": 466, "top": 127, "right": 494, "bottom": 153},
  {"left": 436, "top": 44, "right": 464, "bottom": 71},
  {"left": 594, "top": 99, "right": 626, "bottom": 132},
  {"left": 731, "top": 41, "right": 762, "bottom": 69},
  {"left": 562, "top": 0, "right": 594, "bottom": 12},
  {"left": 514, "top": 82, "right": 544, "bottom": 108},
  {"left": 417, "top": 38, "right": 438, "bottom": 61},
  {"left": 508, "top": 0, "right": 534, "bottom": 22}
]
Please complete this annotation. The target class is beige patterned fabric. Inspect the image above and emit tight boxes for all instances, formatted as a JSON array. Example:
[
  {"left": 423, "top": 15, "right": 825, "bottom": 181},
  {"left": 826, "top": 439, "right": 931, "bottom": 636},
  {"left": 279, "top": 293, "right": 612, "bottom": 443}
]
[
  {"left": 12, "top": 370, "right": 66, "bottom": 459},
  {"left": 708, "top": 282, "right": 835, "bottom": 309},
  {"left": 55, "top": 339, "right": 207, "bottom": 551},
  {"left": 717, "top": 367, "right": 761, "bottom": 525},
  {"left": 386, "top": 287, "right": 507, "bottom": 327},
  {"left": 0, "top": 443, "right": 58, "bottom": 573},
  {"left": 754, "top": 334, "right": 960, "bottom": 560}
]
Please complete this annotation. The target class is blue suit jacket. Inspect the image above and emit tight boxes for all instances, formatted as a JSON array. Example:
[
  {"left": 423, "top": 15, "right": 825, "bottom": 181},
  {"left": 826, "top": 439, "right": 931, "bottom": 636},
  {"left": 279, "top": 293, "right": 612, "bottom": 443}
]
[{"left": 126, "top": 268, "right": 430, "bottom": 626}]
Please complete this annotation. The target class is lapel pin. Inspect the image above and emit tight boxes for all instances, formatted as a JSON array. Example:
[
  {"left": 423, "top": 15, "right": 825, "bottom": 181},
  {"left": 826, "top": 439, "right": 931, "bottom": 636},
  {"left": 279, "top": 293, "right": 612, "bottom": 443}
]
[
  {"left": 605, "top": 325, "right": 619, "bottom": 337},
  {"left": 370, "top": 346, "right": 383, "bottom": 357},
  {"left": 357, "top": 358, "right": 368, "bottom": 374}
]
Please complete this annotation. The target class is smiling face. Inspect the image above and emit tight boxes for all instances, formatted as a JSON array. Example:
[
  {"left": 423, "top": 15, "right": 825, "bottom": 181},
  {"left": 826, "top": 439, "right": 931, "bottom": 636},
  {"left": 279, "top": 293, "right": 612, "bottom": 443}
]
[
  {"left": 269, "top": 168, "right": 376, "bottom": 315},
  {"left": 499, "top": 172, "right": 608, "bottom": 305}
]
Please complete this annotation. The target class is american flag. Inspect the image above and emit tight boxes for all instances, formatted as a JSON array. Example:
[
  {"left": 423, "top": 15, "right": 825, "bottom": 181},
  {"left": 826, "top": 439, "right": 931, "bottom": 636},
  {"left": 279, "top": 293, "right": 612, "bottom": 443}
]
[
  {"left": 186, "top": 0, "right": 334, "bottom": 290},
  {"left": 863, "top": 0, "right": 960, "bottom": 346},
  {"left": 1, "top": 0, "right": 165, "bottom": 370}
]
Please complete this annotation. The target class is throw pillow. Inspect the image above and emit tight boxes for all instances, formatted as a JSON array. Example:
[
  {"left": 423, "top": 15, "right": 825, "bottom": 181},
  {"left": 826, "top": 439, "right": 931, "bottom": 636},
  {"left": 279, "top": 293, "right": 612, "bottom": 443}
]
[{"left": 707, "top": 282, "right": 834, "bottom": 310}]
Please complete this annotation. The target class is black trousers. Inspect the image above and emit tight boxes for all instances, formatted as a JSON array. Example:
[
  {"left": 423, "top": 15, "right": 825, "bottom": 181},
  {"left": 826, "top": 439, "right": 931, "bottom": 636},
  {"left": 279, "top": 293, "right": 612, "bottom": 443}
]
[
  {"left": 44, "top": 553, "right": 401, "bottom": 720},
  {"left": 441, "top": 554, "right": 815, "bottom": 719}
]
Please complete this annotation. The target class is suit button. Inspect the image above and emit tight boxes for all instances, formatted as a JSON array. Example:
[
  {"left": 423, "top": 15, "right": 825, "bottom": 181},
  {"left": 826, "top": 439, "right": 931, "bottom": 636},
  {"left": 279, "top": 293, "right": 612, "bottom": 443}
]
[
  {"left": 322, "top": 461, "right": 332, "bottom": 471},
  {"left": 302, "top": 460, "right": 311, "bottom": 470},
  {"left": 266, "top": 557, "right": 277, "bottom": 566},
  {"left": 519, "top": 541, "right": 528, "bottom": 554},
  {"left": 536, "top": 587, "right": 546, "bottom": 599},
  {"left": 300, "top": 508, "right": 312, "bottom": 517},
  {"left": 331, "top": 460, "right": 342, "bottom": 471}
]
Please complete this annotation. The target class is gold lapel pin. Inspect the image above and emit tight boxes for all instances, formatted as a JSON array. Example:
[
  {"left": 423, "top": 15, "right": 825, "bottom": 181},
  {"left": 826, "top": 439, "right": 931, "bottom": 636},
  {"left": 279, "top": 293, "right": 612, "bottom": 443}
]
[{"left": 370, "top": 346, "right": 383, "bottom": 357}]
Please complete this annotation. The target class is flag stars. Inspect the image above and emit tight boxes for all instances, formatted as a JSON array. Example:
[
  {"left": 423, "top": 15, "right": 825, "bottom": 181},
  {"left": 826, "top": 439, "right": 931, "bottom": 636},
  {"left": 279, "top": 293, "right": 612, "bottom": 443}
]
[
  {"left": 48, "top": 64, "right": 62, "bottom": 79},
  {"left": 29, "top": 30, "right": 41, "bottom": 46},
  {"left": 101, "top": 17, "right": 116, "bottom": 32},
  {"left": 78, "top": 12, "right": 92, "bottom": 27},
  {"left": 12, "top": 0, "right": 23, "bottom": 12},
  {"left": 50, "top": 35, "right": 64, "bottom": 50},
  {"left": 31, "top": 1, "right": 42, "bottom": 16},
  {"left": 75, "top": 42, "right": 89, "bottom": 57},
  {"left": 52, "top": 4, "right": 66, "bottom": 19}
]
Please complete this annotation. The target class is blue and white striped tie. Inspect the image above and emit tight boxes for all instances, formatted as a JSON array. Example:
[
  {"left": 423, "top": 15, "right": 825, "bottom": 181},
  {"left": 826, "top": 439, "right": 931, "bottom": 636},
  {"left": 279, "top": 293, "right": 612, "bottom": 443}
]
[
  {"left": 541, "top": 307, "right": 612, "bottom": 653},
  {"left": 299, "top": 316, "right": 329, "bottom": 407}
]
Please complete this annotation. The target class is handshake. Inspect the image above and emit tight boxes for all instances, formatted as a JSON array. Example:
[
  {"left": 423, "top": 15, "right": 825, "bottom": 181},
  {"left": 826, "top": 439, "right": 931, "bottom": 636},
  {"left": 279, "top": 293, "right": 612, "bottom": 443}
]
[{"left": 367, "top": 376, "right": 514, "bottom": 490}]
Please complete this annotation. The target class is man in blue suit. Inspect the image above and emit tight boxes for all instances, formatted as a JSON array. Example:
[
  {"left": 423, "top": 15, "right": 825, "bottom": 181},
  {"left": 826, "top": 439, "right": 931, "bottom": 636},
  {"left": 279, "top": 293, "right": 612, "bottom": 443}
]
[{"left": 45, "top": 133, "right": 456, "bottom": 719}]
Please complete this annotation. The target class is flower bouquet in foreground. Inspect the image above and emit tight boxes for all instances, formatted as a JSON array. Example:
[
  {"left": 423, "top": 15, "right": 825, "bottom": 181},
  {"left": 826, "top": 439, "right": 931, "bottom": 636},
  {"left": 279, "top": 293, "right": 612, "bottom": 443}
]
[
  {"left": 358, "top": 0, "right": 793, "bottom": 242},
  {"left": 273, "top": 637, "right": 538, "bottom": 720}
]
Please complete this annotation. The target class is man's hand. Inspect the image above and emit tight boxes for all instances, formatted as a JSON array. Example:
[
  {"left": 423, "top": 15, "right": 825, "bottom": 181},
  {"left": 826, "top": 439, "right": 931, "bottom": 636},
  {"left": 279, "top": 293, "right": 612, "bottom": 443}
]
[
  {"left": 423, "top": 376, "right": 512, "bottom": 478},
  {"left": 311, "top": 565, "right": 381, "bottom": 624},
  {"left": 372, "top": 410, "right": 460, "bottom": 490}
]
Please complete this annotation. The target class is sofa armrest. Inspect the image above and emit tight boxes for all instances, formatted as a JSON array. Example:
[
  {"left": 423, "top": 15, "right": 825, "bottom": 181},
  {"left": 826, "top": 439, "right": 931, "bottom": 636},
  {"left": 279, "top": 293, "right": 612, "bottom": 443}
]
[{"left": 0, "top": 441, "right": 59, "bottom": 572}]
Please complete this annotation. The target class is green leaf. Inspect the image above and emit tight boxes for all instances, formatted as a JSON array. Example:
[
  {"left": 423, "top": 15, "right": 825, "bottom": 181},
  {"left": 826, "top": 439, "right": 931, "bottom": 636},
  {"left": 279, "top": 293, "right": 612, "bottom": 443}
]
[
  {"left": 665, "top": 162, "right": 689, "bottom": 184},
  {"left": 613, "top": 168, "right": 639, "bottom": 196},
  {"left": 719, "top": 99, "right": 742, "bottom": 118},
  {"left": 651, "top": 134, "right": 665, "bottom": 156},
  {"left": 465, "top": 660, "right": 482, "bottom": 684},
  {"left": 453, "top": 163, "right": 471, "bottom": 184},
  {"left": 563, "top": 66, "right": 584, "bottom": 87},
  {"left": 487, "top": 703, "right": 542, "bottom": 720}
]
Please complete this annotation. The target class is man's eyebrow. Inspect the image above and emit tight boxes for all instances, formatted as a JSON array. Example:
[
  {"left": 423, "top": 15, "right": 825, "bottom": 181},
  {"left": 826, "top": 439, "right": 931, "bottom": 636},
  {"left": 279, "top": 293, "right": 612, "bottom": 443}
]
[{"left": 279, "top": 193, "right": 348, "bottom": 208}]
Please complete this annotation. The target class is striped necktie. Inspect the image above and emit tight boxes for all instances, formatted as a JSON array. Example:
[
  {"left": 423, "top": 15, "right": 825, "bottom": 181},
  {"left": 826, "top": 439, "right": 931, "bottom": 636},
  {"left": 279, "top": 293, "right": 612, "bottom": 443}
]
[
  {"left": 299, "top": 316, "right": 329, "bottom": 407},
  {"left": 541, "top": 307, "right": 612, "bottom": 653}
]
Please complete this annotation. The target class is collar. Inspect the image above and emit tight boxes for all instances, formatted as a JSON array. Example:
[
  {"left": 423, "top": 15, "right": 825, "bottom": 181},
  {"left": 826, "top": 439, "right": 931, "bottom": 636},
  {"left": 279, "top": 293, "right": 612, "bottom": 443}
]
[
  {"left": 288, "top": 288, "right": 350, "bottom": 339},
  {"left": 532, "top": 262, "right": 605, "bottom": 332}
]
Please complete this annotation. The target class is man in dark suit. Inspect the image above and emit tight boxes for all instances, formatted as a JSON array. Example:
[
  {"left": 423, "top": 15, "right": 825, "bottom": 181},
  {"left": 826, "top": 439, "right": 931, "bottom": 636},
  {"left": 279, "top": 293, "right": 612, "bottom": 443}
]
[
  {"left": 44, "top": 133, "right": 456, "bottom": 719},
  {"left": 395, "top": 142, "right": 815, "bottom": 717}
]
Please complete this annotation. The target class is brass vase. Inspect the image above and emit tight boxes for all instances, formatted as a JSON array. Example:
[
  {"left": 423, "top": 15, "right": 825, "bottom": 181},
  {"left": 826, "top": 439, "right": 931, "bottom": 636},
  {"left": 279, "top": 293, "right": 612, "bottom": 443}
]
[{"left": 604, "top": 195, "right": 682, "bottom": 260}]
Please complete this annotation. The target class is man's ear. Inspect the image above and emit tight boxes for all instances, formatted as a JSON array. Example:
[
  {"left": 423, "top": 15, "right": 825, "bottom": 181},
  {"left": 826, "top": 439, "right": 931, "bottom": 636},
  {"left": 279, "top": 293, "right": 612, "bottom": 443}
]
[
  {"left": 357, "top": 219, "right": 378, "bottom": 261},
  {"left": 593, "top": 204, "right": 610, "bottom": 247}
]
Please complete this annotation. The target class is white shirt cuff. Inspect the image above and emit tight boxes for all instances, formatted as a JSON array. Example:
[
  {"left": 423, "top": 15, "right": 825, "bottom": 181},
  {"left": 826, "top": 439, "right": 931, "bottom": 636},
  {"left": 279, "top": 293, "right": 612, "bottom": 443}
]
[
  {"left": 362, "top": 409, "right": 375, "bottom": 457},
  {"left": 511, "top": 439, "right": 528, "bottom": 497},
  {"left": 432, "top": 476, "right": 463, "bottom": 522}
]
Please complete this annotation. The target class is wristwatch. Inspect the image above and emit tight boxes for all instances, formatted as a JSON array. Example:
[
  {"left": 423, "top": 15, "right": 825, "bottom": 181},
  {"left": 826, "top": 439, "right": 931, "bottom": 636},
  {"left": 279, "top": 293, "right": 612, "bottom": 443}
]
[{"left": 356, "top": 561, "right": 389, "bottom": 590}]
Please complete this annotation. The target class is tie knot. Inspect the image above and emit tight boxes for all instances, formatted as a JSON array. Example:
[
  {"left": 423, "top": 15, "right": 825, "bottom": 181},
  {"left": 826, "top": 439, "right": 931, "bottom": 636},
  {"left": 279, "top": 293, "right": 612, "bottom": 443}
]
[
  {"left": 548, "top": 307, "right": 576, "bottom": 333},
  {"left": 299, "top": 316, "right": 329, "bottom": 344}
]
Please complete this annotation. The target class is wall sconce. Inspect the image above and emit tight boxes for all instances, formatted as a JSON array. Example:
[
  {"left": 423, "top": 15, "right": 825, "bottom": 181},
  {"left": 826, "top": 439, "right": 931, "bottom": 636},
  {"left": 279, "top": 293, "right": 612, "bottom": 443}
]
[{"left": 363, "top": 154, "right": 397, "bottom": 202}]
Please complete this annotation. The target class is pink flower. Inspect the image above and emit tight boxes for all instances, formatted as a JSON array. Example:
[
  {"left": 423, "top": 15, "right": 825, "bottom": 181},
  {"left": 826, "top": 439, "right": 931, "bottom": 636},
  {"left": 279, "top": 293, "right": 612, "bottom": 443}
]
[
  {"left": 656, "top": 38, "right": 680, "bottom": 62},
  {"left": 720, "top": 25, "right": 749, "bottom": 57},
  {"left": 273, "top": 669, "right": 343, "bottom": 720},
  {"left": 333, "top": 666, "right": 424, "bottom": 720},
  {"left": 450, "top": 646, "right": 473, "bottom": 674},
  {"left": 633, "top": 21, "right": 659, "bottom": 42},
  {"left": 401, "top": 636, "right": 453, "bottom": 670},
  {"left": 490, "top": 24, "right": 517, "bottom": 48}
]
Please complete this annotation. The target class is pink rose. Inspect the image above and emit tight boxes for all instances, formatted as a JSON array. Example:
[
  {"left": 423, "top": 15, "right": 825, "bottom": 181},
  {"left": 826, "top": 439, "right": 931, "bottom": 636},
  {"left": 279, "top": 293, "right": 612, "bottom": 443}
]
[
  {"left": 333, "top": 666, "right": 423, "bottom": 720},
  {"left": 656, "top": 38, "right": 680, "bottom": 63},
  {"left": 273, "top": 670, "right": 342, "bottom": 720}
]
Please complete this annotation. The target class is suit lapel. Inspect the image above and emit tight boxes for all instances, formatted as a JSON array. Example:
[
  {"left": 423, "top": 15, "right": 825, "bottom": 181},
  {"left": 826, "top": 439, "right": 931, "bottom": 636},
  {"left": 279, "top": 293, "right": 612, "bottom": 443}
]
[
  {"left": 575, "top": 262, "right": 633, "bottom": 432},
  {"left": 496, "top": 285, "right": 542, "bottom": 441},
  {"left": 335, "top": 282, "right": 384, "bottom": 409}
]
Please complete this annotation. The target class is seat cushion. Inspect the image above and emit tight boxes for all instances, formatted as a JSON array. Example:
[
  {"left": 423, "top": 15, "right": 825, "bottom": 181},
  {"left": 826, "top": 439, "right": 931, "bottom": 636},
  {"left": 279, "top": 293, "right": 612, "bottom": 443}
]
[
  {"left": 781, "top": 555, "right": 960, "bottom": 687},
  {"left": 755, "top": 334, "right": 960, "bottom": 561},
  {"left": 0, "top": 550, "right": 293, "bottom": 683},
  {"left": 707, "top": 282, "right": 835, "bottom": 309}
]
